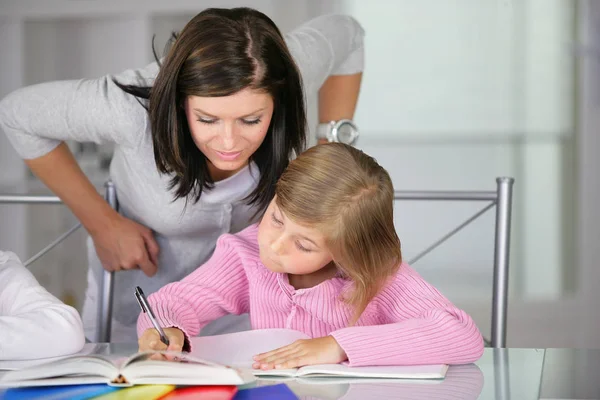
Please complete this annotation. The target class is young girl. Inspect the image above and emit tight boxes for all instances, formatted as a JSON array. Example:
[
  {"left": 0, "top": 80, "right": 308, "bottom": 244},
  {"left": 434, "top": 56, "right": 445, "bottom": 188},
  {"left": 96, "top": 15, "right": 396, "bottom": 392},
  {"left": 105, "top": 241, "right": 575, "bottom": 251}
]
[
  {"left": 138, "top": 143, "right": 484, "bottom": 368},
  {"left": 0, "top": 251, "right": 85, "bottom": 360}
]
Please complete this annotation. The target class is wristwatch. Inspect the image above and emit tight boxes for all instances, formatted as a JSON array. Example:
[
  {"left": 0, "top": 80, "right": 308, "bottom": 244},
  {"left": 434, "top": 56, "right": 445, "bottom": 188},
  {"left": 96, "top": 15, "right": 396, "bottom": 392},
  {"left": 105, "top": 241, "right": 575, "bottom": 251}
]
[{"left": 316, "top": 119, "right": 359, "bottom": 145}]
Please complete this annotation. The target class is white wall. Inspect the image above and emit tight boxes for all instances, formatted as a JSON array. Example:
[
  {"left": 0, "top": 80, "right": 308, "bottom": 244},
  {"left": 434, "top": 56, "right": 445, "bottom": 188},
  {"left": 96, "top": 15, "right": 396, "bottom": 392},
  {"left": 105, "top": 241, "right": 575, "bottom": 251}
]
[{"left": 577, "top": 0, "right": 600, "bottom": 349}]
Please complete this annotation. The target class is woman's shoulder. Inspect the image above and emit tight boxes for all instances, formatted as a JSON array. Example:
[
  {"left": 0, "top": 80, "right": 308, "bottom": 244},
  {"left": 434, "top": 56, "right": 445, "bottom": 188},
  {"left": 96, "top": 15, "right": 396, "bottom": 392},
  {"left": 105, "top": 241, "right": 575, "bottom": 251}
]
[
  {"left": 284, "top": 14, "right": 365, "bottom": 94},
  {"left": 287, "top": 14, "right": 364, "bottom": 40},
  {"left": 111, "top": 60, "right": 160, "bottom": 88}
]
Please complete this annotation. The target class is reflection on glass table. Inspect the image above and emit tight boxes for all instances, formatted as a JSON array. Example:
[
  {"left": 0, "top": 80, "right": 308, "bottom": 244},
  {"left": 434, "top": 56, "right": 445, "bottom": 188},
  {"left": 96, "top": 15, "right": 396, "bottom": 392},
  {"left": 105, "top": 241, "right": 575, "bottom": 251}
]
[
  {"left": 539, "top": 348, "right": 600, "bottom": 400},
  {"left": 256, "top": 348, "right": 545, "bottom": 400},
  {"left": 258, "top": 362, "right": 483, "bottom": 400}
]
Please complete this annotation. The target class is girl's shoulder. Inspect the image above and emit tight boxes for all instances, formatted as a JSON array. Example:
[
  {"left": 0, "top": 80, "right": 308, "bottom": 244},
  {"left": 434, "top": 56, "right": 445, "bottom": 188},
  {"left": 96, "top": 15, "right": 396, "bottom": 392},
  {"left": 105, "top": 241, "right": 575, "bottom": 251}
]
[
  {"left": 374, "top": 262, "right": 431, "bottom": 298},
  {"left": 216, "top": 224, "right": 261, "bottom": 262},
  {"left": 231, "top": 223, "right": 260, "bottom": 245}
]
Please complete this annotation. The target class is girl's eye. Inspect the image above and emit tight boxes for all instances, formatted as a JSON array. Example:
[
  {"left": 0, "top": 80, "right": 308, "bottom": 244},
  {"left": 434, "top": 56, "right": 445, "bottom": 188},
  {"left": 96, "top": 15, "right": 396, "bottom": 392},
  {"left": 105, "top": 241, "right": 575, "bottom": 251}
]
[
  {"left": 197, "top": 118, "right": 217, "bottom": 124},
  {"left": 271, "top": 212, "right": 283, "bottom": 226},
  {"left": 295, "top": 242, "right": 312, "bottom": 253},
  {"left": 242, "top": 118, "right": 261, "bottom": 125}
]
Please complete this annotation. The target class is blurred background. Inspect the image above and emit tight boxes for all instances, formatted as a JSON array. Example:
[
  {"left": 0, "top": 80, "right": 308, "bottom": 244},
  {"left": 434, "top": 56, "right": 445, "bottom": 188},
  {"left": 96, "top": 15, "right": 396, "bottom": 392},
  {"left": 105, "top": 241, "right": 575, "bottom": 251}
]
[{"left": 0, "top": 0, "right": 598, "bottom": 351}]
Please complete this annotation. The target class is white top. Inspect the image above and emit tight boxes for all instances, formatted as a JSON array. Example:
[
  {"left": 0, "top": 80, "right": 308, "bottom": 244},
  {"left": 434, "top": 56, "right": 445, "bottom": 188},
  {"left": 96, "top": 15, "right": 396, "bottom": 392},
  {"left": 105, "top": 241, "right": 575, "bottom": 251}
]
[
  {"left": 0, "top": 14, "right": 365, "bottom": 342},
  {"left": 0, "top": 251, "right": 85, "bottom": 360}
]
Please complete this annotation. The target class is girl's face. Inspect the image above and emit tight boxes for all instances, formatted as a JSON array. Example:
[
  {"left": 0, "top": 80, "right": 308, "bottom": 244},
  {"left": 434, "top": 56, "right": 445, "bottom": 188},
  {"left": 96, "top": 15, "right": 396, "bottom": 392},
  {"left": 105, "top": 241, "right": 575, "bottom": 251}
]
[
  {"left": 184, "top": 88, "right": 274, "bottom": 181},
  {"left": 257, "top": 197, "right": 334, "bottom": 276}
]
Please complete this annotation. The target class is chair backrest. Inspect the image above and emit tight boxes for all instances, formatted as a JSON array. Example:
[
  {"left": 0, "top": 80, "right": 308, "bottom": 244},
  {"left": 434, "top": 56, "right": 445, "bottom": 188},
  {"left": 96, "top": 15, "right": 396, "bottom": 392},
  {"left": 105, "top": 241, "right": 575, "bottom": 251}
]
[{"left": 393, "top": 177, "right": 514, "bottom": 348}]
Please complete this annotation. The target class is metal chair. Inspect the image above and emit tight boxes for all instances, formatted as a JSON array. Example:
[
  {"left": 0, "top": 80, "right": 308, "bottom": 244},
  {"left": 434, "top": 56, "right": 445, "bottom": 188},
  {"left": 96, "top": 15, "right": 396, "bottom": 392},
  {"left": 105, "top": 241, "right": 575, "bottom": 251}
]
[{"left": 0, "top": 177, "right": 514, "bottom": 347}]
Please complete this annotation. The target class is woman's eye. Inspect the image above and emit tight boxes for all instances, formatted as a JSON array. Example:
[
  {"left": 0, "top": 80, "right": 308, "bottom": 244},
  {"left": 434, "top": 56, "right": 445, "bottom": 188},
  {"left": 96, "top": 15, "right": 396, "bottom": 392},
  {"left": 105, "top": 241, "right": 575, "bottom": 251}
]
[
  {"left": 242, "top": 118, "right": 261, "bottom": 125},
  {"left": 197, "top": 118, "right": 217, "bottom": 124}
]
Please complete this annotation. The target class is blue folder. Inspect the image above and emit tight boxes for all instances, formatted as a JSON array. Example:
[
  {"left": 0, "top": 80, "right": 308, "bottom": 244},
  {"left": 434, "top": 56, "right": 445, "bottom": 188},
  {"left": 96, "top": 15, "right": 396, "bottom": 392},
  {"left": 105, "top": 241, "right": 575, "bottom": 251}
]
[
  {"left": 0, "top": 384, "right": 118, "bottom": 400},
  {"left": 233, "top": 384, "right": 298, "bottom": 400}
]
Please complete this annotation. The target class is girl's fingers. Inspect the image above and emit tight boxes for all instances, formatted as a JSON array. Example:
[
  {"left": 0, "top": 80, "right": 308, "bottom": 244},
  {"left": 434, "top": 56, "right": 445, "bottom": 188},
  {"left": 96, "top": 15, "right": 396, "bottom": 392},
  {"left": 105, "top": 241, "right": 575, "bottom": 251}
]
[
  {"left": 254, "top": 340, "right": 304, "bottom": 361},
  {"left": 253, "top": 349, "right": 304, "bottom": 370}
]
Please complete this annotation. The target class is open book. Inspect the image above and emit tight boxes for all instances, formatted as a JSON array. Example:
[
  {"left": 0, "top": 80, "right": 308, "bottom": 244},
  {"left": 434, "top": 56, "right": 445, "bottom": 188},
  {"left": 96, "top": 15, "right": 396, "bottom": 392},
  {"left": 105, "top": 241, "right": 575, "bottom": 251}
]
[
  {"left": 0, "top": 351, "right": 254, "bottom": 388},
  {"left": 189, "top": 329, "right": 449, "bottom": 381}
]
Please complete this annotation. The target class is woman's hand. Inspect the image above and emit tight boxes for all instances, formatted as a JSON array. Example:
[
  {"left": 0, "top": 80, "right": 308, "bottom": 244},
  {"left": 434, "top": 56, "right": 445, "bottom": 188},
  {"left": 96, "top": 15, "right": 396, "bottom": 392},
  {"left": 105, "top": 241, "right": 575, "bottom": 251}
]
[
  {"left": 138, "top": 327, "right": 186, "bottom": 354},
  {"left": 91, "top": 214, "right": 159, "bottom": 277},
  {"left": 252, "top": 336, "right": 347, "bottom": 370}
]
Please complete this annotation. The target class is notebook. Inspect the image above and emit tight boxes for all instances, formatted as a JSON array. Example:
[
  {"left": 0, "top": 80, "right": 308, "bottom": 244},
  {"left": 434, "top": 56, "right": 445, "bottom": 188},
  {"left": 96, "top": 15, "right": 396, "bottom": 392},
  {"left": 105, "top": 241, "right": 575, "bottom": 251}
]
[
  {"left": 161, "top": 385, "right": 238, "bottom": 400},
  {"left": 189, "top": 329, "right": 449, "bottom": 380},
  {"left": 0, "top": 352, "right": 254, "bottom": 388},
  {"left": 93, "top": 385, "right": 174, "bottom": 400}
]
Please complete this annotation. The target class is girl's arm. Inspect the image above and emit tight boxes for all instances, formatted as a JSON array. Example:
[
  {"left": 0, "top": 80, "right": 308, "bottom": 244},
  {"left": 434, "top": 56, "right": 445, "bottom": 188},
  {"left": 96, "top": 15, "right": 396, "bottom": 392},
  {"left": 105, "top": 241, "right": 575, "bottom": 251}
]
[
  {"left": 0, "top": 251, "right": 85, "bottom": 360},
  {"left": 330, "top": 264, "right": 485, "bottom": 367},
  {"left": 137, "top": 230, "right": 253, "bottom": 344}
]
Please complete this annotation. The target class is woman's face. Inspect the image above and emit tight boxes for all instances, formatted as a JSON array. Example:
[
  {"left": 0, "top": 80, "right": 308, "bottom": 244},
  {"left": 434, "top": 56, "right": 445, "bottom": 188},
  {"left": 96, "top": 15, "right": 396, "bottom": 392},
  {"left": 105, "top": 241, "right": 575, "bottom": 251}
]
[{"left": 184, "top": 88, "right": 274, "bottom": 181}]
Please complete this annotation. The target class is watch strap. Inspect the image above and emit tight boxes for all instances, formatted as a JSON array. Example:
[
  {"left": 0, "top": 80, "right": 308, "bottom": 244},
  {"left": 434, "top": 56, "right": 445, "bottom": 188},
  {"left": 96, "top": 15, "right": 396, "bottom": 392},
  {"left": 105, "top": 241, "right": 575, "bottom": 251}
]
[{"left": 316, "top": 122, "right": 334, "bottom": 141}]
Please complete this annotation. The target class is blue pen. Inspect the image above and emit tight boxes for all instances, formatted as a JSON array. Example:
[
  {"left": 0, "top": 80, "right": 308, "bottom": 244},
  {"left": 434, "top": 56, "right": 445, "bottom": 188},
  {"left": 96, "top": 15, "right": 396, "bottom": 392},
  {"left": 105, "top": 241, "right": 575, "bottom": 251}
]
[{"left": 134, "top": 286, "right": 170, "bottom": 346}]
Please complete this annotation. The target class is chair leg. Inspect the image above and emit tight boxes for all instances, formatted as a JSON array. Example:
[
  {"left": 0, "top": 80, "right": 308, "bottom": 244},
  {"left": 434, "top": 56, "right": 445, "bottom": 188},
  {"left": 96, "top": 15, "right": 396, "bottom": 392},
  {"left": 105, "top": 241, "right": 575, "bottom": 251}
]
[
  {"left": 95, "top": 180, "right": 118, "bottom": 343},
  {"left": 491, "top": 177, "right": 515, "bottom": 348}
]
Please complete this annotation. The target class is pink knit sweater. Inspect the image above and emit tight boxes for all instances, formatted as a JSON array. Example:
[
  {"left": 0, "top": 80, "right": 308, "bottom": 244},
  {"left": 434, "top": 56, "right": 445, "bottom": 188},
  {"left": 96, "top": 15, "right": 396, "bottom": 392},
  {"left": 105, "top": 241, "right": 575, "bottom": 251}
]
[{"left": 138, "top": 224, "right": 484, "bottom": 366}]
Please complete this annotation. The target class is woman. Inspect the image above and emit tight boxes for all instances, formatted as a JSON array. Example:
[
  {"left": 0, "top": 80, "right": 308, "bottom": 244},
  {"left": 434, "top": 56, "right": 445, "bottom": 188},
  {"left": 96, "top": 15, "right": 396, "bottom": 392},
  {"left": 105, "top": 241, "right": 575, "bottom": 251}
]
[{"left": 0, "top": 7, "right": 364, "bottom": 342}]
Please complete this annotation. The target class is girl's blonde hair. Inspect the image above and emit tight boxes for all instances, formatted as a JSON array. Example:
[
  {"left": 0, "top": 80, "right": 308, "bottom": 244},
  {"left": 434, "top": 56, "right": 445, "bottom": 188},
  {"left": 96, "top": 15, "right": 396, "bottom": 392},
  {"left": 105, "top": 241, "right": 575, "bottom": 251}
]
[{"left": 275, "top": 143, "right": 402, "bottom": 324}]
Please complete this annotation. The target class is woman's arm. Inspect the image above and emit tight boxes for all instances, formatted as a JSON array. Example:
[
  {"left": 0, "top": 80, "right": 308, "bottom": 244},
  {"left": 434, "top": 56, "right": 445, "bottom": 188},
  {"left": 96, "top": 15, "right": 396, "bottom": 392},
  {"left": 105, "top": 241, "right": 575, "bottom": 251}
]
[
  {"left": 0, "top": 63, "right": 161, "bottom": 275},
  {"left": 318, "top": 73, "right": 362, "bottom": 143},
  {"left": 0, "top": 63, "right": 157, "bottom": 159},
  {"left": 0, "top": 251, "right": 85, "bottom": 360},
  {"left": 284, "top": 15, "right": 365, "bottom": 142},
  {"left": 329, "top": 264, "right": 485, "bottom": 367},
  {"left": 25, "top": 143, "right": 120, "bottom": 244},
  {"left": 319, "top": 74, "right": 363, "bottom": 122},
  {"left": 24, "top": 143, "right": 159, "bottom": 276}
]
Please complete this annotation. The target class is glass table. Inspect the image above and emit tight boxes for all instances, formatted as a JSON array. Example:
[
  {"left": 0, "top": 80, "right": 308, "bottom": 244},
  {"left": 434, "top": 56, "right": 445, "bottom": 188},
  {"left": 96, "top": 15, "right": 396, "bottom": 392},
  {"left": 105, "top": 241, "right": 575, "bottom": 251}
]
[
  {"left": 1, "top": 345, "right": 547, "bottom": 400},
  {"left": 538, "top": 348, "right": 600, "bottom": 400},
  {"left": 257, "top": 348, "right": 546, "bottom": 400}
]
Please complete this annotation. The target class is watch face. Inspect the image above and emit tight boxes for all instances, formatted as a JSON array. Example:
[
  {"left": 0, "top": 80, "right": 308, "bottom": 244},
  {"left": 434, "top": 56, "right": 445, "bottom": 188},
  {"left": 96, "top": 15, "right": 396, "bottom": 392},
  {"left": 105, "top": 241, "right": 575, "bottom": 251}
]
[{"left": 334, "top": 121, "right": 358, "bottom": 144}]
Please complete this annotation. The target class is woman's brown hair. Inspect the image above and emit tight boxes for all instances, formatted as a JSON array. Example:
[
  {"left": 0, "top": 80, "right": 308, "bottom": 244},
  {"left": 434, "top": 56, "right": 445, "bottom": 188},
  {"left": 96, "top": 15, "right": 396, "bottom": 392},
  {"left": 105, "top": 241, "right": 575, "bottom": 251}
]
[
  {"left": 115, "top": 7, "right": 306, "bottom": 214},
  {"left": 275, "top": 143, "right": 402, "bottom": 324}
]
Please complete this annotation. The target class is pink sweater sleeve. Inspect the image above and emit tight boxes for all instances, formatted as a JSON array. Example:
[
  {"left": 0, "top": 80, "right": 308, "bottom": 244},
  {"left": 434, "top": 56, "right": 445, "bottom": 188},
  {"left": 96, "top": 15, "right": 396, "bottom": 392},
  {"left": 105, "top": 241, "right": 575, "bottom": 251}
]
[
  {"left": 136, "top": 234, "right": 250, "bottom": 342},
  {"left": 330, "top": 264, "right": 484, "bottom": 367}
]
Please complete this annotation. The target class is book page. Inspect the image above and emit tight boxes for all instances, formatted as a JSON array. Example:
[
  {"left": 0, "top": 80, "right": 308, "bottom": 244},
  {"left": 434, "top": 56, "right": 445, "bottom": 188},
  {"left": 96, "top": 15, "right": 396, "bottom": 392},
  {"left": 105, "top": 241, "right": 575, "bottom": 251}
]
[
  {"left": 189, "top": 328, "right": 310, "bottom": 369},
  {"left": 295, "top": 363, "right": 449, "bottom": 380},
  {"left": 123, "top": 351, "right": 223, "bottom": 369},
  {"left": 120, "top": 356, "right": 255, "bottom": 386},
  {"left": 0, "top": 355, "right": 119, "bottom": 385}
]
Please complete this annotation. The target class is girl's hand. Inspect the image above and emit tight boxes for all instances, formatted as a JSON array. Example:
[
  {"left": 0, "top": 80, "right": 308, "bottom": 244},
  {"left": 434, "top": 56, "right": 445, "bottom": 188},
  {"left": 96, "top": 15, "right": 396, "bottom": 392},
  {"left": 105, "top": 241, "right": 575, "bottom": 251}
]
[
  {"left": 138, "top": 327, "right": 186, "bottom": 357},
  {"left": 92, "top": 214, "right": 159, "bottom": 277},
  {"left": 252, "top": 336, "right": 347, "bottom": 370}
]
